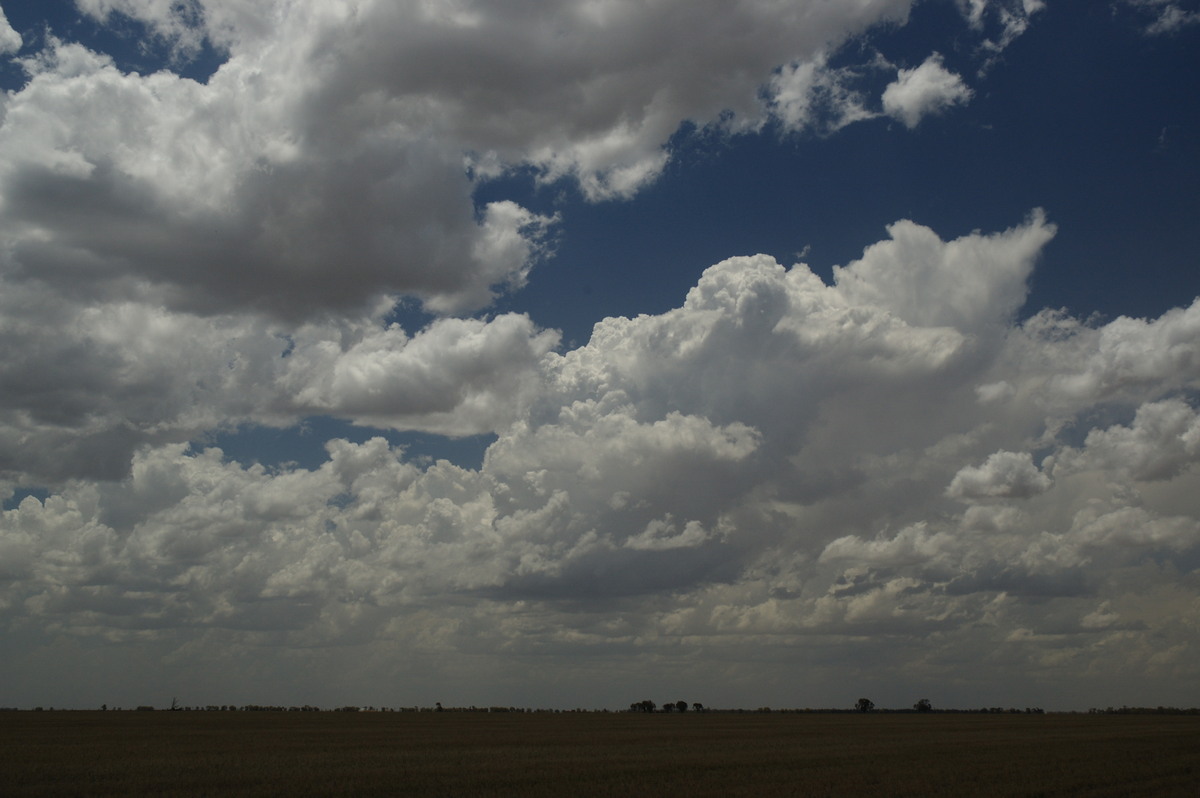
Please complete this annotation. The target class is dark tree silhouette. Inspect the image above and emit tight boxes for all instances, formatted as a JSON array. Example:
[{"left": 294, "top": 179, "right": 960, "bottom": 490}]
[
  {"left": 914, "top": 698, "right": 933, "bottom": 713},
  {"left": 675, "top": 700, "right": 688, "bottom": 713},
  {"left": 856, "top": 697, "right": 875, "bottom": 713},
  {"left": 662, "top": 701, "right": 674, "bottom": 712},
  {"left": 692, "top": 702, "right": 704, "bottom": 712}
]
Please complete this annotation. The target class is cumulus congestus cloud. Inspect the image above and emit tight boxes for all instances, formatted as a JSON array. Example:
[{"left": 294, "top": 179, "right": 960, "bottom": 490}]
[{"left": 4, "top": 206, "right": 1198, "bottom": 701}]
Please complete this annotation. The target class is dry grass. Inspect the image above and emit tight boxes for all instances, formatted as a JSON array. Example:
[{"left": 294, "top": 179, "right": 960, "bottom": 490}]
[{"left": 2, "top": 711, "right": 1197, "bottom": 796}]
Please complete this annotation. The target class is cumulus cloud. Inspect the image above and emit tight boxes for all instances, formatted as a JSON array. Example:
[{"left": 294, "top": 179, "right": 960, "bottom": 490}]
[
  {"left": 280, "top": 314, "right": 561, "bottom": 435},
  {"left": 882, "top": 54, "right": 973, "bottom": 128},
  {"left": 0, "top": 32, "right": 557, "bottom": 320},
  {"left": 1052, "top": 400, "right": 1200, "bottom": 482},
  {"left": 0, "top": 6, "right": 19, "bottom": 56},
  {"left": 49, "top": 0, "right": 919, "bottom": 205},
  {"left": 0, "top": 1, "right": 1195, "bottom": 710},
  {"left": 4, "top": 208, "right": 1200, "bottom": 705},
  {"left": 0, "top": 298, "right": 558, "bottom": 482},
  {"left": 0, "top": 0, "right": 959, "bottom": 489},
  {"left": 833, "top": 208, "right": 1052, "bottom": 333},
  {"left": 0, "top": 0, "right": 1041, "bottom": 349},
  {"left": 1039, "top": 300, "right": 1200, "bottom": 403},
  {"left": 947, "top": 450, "right": 1052, "bottom": 499}
]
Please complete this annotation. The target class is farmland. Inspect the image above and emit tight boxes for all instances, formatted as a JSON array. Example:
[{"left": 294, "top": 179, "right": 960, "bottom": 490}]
[{"left": 2, "top": 710, "right": 1197, "bottom": 796}]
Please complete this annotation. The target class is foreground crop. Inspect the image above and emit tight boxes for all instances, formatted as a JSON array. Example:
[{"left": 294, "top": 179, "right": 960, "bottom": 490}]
[{"left": 2, "top": 711, "right": 1197, "bottom": 796}]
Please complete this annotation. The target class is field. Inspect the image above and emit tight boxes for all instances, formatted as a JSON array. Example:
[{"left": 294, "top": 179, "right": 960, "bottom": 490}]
[{"left": 2, "top": 711, "right": 1198, "bottom": 796}]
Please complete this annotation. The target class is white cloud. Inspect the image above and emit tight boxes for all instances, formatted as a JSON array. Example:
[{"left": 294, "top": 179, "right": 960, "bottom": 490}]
[
  {"left": 3, "top": 209, "right": 1199, "bottom": 706},
  {"left": 1041, "top": 301, "right": 1200, "bottom": 403},
  {"left": 959, "top": 0, "right": 990, "bottom": 28},
  {"left": 0, "top": 0, "right": 971, "bottom": 489},
  {"left": 0, "top": 0, "right": 1043, "bottom": 356},
  {"left": 0, "top": 32, "right": 557, "bottom": 319},
  {"left": 947, "top": 450, "right": 1052, "bottom": 499},
  {"left": 882, "top": 53, "right": 973, "bottom": 128},
  {"left": 833, "top": 209, "right": 1053, "bottom": 334},
  {"left": 768, "top": 53, "right": 880, "bottom": 134},
  {"left": 1052, "top": 400, "right": 1200, "bottom": 482},
  {"left": 1119, "top": 1, "right": 1200, "bottom": 35},
  {"left": 53, "top": 0, "right": 919, "bottom": 203},
  {"left": 0, "top": 294, "right": 559, "bottom": 481},
  {"left": 279, "top": 313, "right": 562, "bottom": 435},
  {"left": 0, "top": 6, "right": 20, "bottom": 56},
  {"left": 957, "top": 0, "right": 1045, "bottom": 62},
  {"left": 820, "top": 522, "right": 955, "bottom": 567},
  {"left": 626, "top": 518, "right": 713, "bottom": 551},
  {"left": 0, "top": 1, "right": 1197, "bottom": 710}
]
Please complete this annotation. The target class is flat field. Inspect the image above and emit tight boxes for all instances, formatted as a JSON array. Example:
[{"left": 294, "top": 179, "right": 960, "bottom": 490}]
[{"left": 2, "top": 711, "right": 1197, "bottom": 796}]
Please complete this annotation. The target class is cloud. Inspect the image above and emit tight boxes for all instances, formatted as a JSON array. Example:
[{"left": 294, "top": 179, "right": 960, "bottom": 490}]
[
  {"left": 0, "top": 215, "right": 1097, "bottom": 607},
  {"left": 947, "top": 450, "right": 1052, "bottom": 499},
  {"left": 0, "top": 0, "right": 1023, "bottom": 494},
  {"left": 1039, "top": 301, "right": 1200, "bottom": 404},
  {"left": 0, "top": 32, "right": 558, "bottom": 320},
  {"left": 3, "top": 209, "right": 1200, "bottom": 705},
  {"left": 882, "top": 54, "right": 973, "bottom": 128},
  {"left": 1052, "top": 400, "right": 1200, "bottom": 482},
  {"left": 280, "top": 314, "right": 561, "bottom": 434},
  {"left": 0, "top": 1, "right": 970, "bottom": 489},
  {"left": 0, "top": 0, "right": 1033, "bottom": 382},
  {"left": 833, "top": 209, "right": 1052, "bottom": 333},
  {"left": 768, "top": 53, "right": 881, "bottom": 134},
  {"left": 53, "top": 0, "right": 919, "bottom": 203},
  {"left": 0, "top": 2, "right": 1197, "bottom": 709},
  {"left": 957, "top": 1, "right": 1045, "bottom": 62},
  {"left": 1119, "top": 1, "right": 1200, "bottom": 35},
  {"left": 0, "top": 295, "right": 559, "bottom": 482},
  {"left": 0, "top": 6, "right": 19, "bottom": 56}
]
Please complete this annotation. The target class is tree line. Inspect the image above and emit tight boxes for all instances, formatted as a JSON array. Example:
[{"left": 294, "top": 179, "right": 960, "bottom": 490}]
[{"left": 8, "top": 700, "right": 1198, "bottom": 714}]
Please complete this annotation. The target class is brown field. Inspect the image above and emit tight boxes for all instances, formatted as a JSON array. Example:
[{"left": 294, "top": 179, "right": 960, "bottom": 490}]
[{"left": 1, "top": 710, "right": 1198, "bottom": 796}]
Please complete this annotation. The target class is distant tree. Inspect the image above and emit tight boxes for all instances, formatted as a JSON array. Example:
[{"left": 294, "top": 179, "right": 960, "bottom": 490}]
[
  {"left": 435, "top": 702, "right": 443, "bottom": 712},
  {"left": 914, "top": 698, "right": 933, "bottom": 713},
  {"left": 692, "top": 703, "right": 704, "bottom": 712},
  {"left": 675, "top": 700, "right": 688, "bottom": 713},
  {"left": 662, "top": 701, "right": 674, "bottom": 712},
  {"left": 855, "top": 698, "right": 875, "bottom": 713}
]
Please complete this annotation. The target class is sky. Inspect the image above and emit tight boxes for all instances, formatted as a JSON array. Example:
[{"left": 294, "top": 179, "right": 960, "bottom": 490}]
[{"left": 0, "top": 0, "right": 1198, "bottom": 712}]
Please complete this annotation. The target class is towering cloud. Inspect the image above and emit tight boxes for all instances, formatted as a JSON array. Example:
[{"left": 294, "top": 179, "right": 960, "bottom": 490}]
[{"left": 5, "top": 203, "right": 1197, "bottom": 705}]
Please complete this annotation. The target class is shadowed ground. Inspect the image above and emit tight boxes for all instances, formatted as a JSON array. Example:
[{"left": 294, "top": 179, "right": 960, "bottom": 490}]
[{"left": 2, "top": 711, "right": 1197, "bottom": 796}]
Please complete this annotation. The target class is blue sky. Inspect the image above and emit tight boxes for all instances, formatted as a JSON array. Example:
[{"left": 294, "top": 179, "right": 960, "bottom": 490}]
[
  {"left": 0, "top": 1, "right": 1198, "bottom": 711},
  {"left": 489, "top": 1, "right": 1199, "bottom": 340}
]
